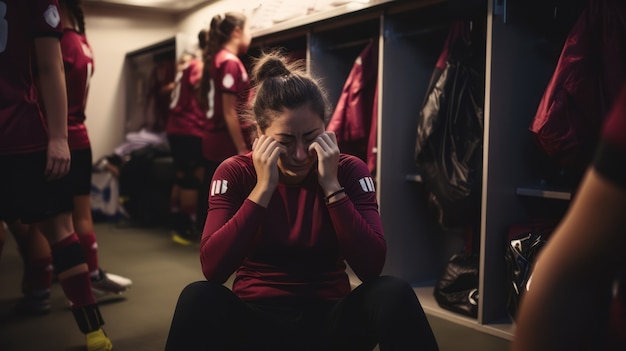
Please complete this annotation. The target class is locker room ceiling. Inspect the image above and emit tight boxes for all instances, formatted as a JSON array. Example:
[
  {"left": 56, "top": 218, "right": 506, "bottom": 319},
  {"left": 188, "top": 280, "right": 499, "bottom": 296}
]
[{"left": 83, "top": 0, "right": 217, "bottom": 12}]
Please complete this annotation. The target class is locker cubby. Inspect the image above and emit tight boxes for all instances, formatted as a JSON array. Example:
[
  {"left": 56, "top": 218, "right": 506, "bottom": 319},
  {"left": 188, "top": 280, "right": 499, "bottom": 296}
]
[{"left": 237, "top": 0, "right": 589, "bottom": 340}]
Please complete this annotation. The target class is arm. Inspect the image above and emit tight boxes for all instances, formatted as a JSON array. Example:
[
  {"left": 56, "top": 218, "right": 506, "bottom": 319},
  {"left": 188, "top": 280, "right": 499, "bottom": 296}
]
[
  {"left": 222, "top": 93, "right": 248, "bottom": 154},
  {"left": 200, "top": 137, "right": 285, "bottom": 282},
  {"left": 310, "top": 132, "right": 386, "bottom": 281},
  {"left": 34, "top": 36, "right": 69, "bottom": 180},
  {"left": 512, "top": 168, "right": 626, "bottom": 351},
  {"left": 200, "top": 198, "right": 265, "bottom": 283}
]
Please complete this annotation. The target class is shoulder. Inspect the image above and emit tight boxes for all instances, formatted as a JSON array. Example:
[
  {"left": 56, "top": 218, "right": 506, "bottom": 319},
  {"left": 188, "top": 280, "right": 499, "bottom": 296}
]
[
  {"left": 338, "top": 153, "right": 368, "bottom": 171},
  {"left": 215, "top": 153, "right": 255, "bottom": 179},
  {"left": 338, "top": 154, "right": 375, "bottom": 187}
]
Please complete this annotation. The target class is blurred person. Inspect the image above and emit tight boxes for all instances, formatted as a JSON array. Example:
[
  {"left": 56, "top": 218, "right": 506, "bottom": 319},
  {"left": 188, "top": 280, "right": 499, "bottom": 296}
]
[
  {"left": 165, "top": 51, "right": 439, "bottom": 351},
  {"left": 167, "top": 29, "right": 209, "bottom": 245},
  {"left": 190, "top": 12, "right": 253, "bottom": 245},
  {"left": 512, "top": 80, "right": 626, "bottom": 351},
  {"left": 57, "top": 0, "right": 131, "bottom": 297},
  {"left": 0, "top": 1, "right": 112, "bottom": 350}
]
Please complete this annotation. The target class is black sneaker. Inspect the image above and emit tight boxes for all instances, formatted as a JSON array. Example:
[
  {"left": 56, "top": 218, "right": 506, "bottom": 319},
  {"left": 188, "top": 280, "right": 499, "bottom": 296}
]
[
  {"left": 15, "top": 291, "right": 51, "bottom": 316},
  {"left": 171, "top": 228, "right": 199, "bottom": 246}
]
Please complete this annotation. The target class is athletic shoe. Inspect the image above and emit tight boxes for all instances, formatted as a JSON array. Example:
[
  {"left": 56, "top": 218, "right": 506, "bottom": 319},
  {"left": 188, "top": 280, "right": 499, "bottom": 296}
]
[
  {"left": 171, "top": 229, "right": 199, "bottom": 246},
  {"left": 85, "top": 328, "right": 113, "bottom": 351},
  {"left": 15, "top": 291, "right": 51, "bottom": 316},
  {"left": 91, "top": 269, "right": 132, "bottom": 298}
]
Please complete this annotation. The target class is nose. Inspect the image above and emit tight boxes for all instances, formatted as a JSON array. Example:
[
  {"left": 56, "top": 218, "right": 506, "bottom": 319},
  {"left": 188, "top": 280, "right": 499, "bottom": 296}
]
[{"left": 293, "top": 141, "right": 308, "bottom": 161}]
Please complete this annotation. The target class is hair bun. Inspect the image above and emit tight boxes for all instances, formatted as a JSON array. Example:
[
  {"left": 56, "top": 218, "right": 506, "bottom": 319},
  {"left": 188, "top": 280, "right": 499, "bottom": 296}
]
[
  {"left": 252, "top": 54, "right": 291, "bottom": 84},
  {"left": 210, "top": 14, "right": 223, "bottom": 31}
]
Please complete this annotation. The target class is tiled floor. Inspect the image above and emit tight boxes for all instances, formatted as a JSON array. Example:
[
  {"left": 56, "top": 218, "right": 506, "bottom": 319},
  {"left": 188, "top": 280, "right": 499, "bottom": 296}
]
[{"left": 0, "top": 222, "right": 511, "bottom": 350}]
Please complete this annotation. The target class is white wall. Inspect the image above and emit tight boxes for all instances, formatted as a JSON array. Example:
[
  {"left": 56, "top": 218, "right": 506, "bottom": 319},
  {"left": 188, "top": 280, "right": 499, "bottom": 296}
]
[
  {"left": 83, "top": 5, "right": 177, "bottom": 160},
  {"left": 174, "top": 0, "right": 256, "bottom": 48}
]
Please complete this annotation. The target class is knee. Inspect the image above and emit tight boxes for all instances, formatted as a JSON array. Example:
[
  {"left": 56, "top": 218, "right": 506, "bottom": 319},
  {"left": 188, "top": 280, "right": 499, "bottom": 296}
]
[
  {"left": 372, "top": 276, "right": 414, "bottom": 297},
  {"left": 178, "top": 281, "right": 224, "bottom": 301}
]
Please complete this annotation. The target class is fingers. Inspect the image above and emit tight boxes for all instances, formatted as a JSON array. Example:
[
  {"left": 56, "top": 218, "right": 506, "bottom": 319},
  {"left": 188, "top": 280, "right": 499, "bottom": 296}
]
[
  {"left": 45, "top": 156, "right": 70, "bottom": 181},
  {"left": 253, "top": 135, "right": 286, "bottom": 163},
  {"left": 309, "top": 131, "right": 339, "bottom": 157}
]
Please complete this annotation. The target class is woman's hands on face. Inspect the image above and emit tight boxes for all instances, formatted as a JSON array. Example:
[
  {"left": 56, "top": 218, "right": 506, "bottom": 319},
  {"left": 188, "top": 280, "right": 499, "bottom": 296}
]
[
  {"left": 309, "top": 131, "right": 341, "bottom": 194},
  {"left": 251, "top": 135, "right": 286, "bottom": 193}
]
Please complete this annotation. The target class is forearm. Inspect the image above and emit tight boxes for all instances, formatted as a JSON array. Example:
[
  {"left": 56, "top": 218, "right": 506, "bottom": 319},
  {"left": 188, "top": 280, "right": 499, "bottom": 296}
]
[
  {"left": 36, "top": 40, "right": 67, "bottom": 140},
  {"left": 224, "top": 110, "right": 247, "bottom": 154},
  {"left": 327, "top": 197, "right": 386, "bottom": 281},
  {"left": 512, "top": 248, "right": 613, "bottom": 350},
  {"left": 512, "top": 169, "right": 626, "bottom": 350},
  {"left": 200, "top": 199, "right": 264, "bottom": 282}
]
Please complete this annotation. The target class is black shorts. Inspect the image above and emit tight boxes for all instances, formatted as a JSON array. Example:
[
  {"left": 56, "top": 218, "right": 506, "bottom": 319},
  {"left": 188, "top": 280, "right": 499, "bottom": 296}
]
[
  {"left": 0, "top": 151, "right": 73, "bottom": 224},
  {"left": 167, "top": 134, "right": 204, "bottom": 174},
  {"left": 69, "top": 148, "right": 93, "bottom": 196}
]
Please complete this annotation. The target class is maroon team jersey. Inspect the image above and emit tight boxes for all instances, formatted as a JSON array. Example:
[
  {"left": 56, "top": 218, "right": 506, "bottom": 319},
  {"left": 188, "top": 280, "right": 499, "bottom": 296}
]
[
  {"left": 200, "top": 153, "right": 386, "bottom": 301},
  {"left": 166, "top": 58, "right": 205, "bottom": 138},
  {"left": 202, "top": 48, "right": 251, "bottom": 162},
  {"left": 61, "top": 28, "right": 94, "bottom": 150},
  {"left": 0, "top": 0, "right": 63, "bottom": 155}
]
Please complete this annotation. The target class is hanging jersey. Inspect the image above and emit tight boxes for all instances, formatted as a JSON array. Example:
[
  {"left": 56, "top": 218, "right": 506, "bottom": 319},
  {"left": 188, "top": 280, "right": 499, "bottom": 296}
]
[
  {"left": 166, "top": 58, "right": 205, "bottom": 138},
  {"left": 202, "top": 48, "right": 251, "bottom": 162},
  {"left": 61, "top": 28, "right": 94, "bottom": 150},
  {"left": 326, "top": 41, "right": 378, "bottom": 171},
  {"left": 0, "top": 0, "right": 62, "bottom": 155}
]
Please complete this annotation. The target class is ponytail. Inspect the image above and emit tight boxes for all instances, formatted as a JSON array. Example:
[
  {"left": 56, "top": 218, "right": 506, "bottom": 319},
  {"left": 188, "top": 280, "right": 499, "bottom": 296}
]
[
  {"left": 198, "top": 12, "right": 247, "bottom": 110},
  {"left": 60, "top": 0, "right": 86, "bottom": 34}
]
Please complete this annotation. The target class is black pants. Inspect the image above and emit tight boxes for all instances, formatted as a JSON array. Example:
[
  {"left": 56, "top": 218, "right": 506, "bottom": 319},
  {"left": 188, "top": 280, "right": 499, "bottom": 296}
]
[{"left": 165, "top": 276, "right": 439, "bottom": 351}]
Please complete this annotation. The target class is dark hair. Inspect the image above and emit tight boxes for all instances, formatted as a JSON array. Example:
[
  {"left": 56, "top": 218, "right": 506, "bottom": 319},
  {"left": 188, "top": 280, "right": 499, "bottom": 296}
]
[
  {"left": 247, "top": 50, "right": 330, "bottom": 132},
  {"left": 60, "top": 0, "right": 86, "bottom": 34},
  {"left": 198, "top": 12, "right": 247, "bottom": 109},
  {"left": 197, "top": 29, "right": 208, "bottom": 51}
]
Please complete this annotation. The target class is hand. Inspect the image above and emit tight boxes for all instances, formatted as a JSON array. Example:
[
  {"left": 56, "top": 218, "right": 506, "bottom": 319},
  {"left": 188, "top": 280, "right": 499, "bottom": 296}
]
[
  {"left": 308, "top": 131, "right": 341, "bottom": 193},
  {"left": 45, "top": 138, "right": 71, "bottom": 181},
  {"left": 251, "top": 135, "right": 285, "bottom": 193}
]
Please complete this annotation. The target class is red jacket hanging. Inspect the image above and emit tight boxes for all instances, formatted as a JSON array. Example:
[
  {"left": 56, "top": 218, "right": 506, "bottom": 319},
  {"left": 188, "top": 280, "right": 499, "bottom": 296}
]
[
  {"left": 327, "top": 40, "right": 378, "bottom": 174},
  {"left": 530, "top": 0, "right": 626, "bottom": 174}
]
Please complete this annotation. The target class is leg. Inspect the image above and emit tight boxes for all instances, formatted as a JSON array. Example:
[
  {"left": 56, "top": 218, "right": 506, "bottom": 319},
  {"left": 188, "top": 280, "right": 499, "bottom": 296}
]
[
  {"left": 71, "top": 148, "right": 132, "bottom": 296},
  {"left": 7, "top": 220, "right": 53, "bottom": 315},
  {"left": 16, "top": 151, "right": 111, "bottom": 350},
  {"left": 327, "top": 276, "right": 439, "bottom": 351},
  {"left": 165, "top": 281, "right": 248, "bottom": 351},
  {"left": 169, "top": 135, "right": 205, "bottom": 244}
]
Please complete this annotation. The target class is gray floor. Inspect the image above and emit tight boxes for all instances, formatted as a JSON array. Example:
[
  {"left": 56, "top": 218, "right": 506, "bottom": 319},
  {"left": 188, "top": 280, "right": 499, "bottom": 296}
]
[{"left": 0, "top": 222, "right": 511, "bottom": 351}]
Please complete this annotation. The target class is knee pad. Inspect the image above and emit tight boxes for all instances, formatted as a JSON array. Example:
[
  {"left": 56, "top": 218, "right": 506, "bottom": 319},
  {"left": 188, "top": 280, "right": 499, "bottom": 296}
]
[{"left": 52, "top": 241, "right": 86, "bottom": 275}]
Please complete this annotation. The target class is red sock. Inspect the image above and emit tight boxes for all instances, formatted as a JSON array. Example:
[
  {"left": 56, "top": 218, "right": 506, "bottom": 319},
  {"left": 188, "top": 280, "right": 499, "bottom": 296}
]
[
  {"left": 51, "top": 234, "right": 96, "bottom": 307},
  {"left": 78, "top": 231, "right": 99, "bottom": 275},
  {"left": 22, "top": 256, "right": 53, "bottom": 294}
]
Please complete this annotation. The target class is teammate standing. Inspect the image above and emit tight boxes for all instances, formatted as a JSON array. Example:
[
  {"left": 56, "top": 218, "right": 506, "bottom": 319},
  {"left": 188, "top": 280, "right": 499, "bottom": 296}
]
[
  {"left": 167, "top": 30, "right": 208, "bottom": 245},
  {"left": 193, "top": 12, "right": 253, "bottom": 243},
  {"left": 58, "top": 0, "right": 132, "bottom": 296},
  {"left": 0, "top": 1, "right": 112, "bottom": 350}
]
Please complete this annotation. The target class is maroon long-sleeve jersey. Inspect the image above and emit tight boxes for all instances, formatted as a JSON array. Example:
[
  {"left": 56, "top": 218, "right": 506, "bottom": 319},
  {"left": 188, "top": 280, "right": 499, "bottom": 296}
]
[{"left": 201, "top": 153, "right": 386, "bottom": 301}]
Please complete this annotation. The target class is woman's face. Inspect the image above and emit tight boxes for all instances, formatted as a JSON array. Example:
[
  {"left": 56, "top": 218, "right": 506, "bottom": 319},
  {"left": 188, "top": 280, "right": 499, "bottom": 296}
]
[
  {"left": 238, "top": 20, "right": 252, "bottom": 54},
  {"left": 262, "top": 105, "right": 325, "bottom": 183}
]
